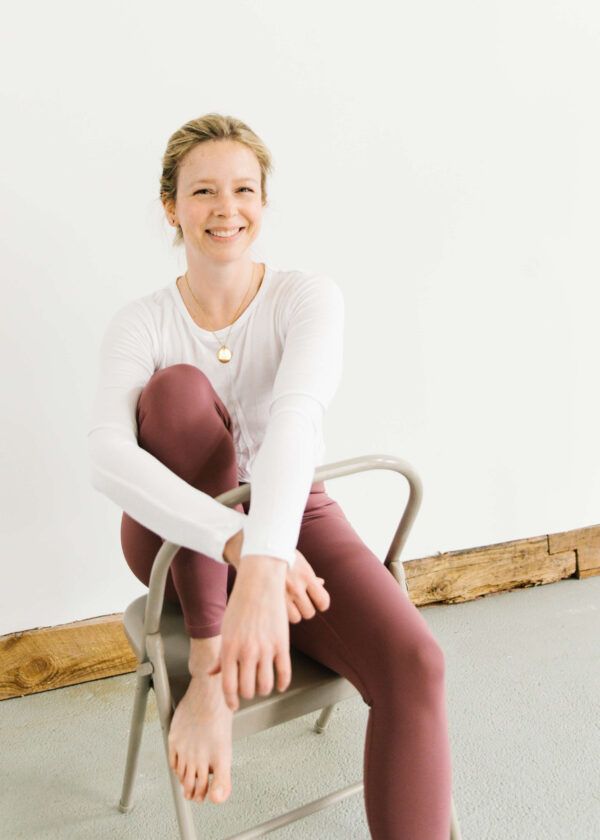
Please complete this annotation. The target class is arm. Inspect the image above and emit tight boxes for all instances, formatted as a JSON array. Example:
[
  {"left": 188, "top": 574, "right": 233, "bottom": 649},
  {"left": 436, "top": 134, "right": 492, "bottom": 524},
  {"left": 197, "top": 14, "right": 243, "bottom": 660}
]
[
  {"left": 87, "top": 299, "right": 246, "bottom": 563},
  {"left": 239, "top": 273, "right": 345, "bottom": 567},
  {"left": 206, "top": 273, "right": 345, "bottom": 711}
]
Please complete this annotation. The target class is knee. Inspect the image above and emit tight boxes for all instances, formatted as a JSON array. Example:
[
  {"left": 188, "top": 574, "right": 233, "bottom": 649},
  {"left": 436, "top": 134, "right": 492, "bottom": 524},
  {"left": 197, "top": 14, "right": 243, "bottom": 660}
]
[
  {"left": 403, "top": 633, "right": 446, "bottom": 690},
  {"left": 145, "top": 364, "right": 209, "bottom": 397},
  {"left": 139, "top": 364, "right": 214, "bottom": 424}
]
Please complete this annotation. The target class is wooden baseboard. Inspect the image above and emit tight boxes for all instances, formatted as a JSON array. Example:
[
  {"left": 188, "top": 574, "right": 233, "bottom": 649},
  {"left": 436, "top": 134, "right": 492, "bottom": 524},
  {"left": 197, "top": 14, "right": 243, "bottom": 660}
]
[
  {"left": 1, "top": 524, "right": 599, "bottom": 701},
  {"left": 0, "top": 615, "right": 138, "bottom": 702},
  {"left": 405, "top": 523, "right": 600, "bottom": 605}
]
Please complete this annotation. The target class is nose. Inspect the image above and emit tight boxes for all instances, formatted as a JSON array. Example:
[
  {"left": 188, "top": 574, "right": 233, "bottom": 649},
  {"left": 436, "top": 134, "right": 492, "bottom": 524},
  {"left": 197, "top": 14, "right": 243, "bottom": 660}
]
[{"left": 214, "top": 192, "right": 240, "bottom": 217}]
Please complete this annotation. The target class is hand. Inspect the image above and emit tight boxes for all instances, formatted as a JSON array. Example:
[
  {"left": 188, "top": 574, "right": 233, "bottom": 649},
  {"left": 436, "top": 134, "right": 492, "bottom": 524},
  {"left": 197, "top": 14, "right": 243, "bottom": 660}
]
[
  {"left": 207, "top": 556, "right": 290, "bottom": 711},
  {"left": 224, "top": 531, "right": 330, "bottom": 624},
  {"left": 285, "top": 549, "right": 330, "bottom": 624}
]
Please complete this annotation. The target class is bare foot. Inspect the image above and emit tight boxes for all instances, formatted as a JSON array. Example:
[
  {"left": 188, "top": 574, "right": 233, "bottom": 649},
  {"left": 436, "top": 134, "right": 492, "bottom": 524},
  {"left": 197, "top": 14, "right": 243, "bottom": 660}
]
[{"left": 167, "top": 671, "right": 233, "bottom": 804}]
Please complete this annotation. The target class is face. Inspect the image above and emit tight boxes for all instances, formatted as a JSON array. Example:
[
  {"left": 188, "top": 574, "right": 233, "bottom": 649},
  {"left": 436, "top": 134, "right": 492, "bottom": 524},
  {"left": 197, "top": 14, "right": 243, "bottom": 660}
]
[{"left": 165, "top": 139, "right": 264, "bottom": 265}]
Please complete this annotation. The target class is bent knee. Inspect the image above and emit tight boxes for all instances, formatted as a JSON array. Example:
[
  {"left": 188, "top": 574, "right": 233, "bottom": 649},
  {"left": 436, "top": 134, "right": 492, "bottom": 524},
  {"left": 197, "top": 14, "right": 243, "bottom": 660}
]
[
  {"left": 145, "top": 363, "right": 210, "bottom": 396},
  {"left": 139, "top": 364, "right": 215, "bottom": 419},
  {"left": 403, "top": 633, "right": 446, "bottom": 686}
]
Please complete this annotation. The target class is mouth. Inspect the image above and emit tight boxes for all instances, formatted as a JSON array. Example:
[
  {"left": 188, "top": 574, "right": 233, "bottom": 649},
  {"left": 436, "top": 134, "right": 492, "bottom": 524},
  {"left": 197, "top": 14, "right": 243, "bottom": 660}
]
[{"left": 205, "top": 226, "right": 245, "bottom": 241}]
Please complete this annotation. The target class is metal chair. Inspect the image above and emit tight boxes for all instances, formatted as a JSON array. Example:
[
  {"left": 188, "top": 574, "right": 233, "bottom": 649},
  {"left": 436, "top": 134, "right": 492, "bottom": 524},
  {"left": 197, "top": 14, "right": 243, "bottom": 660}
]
[{"left": 117, "top": 453, "right": 462, "bottom": 839}]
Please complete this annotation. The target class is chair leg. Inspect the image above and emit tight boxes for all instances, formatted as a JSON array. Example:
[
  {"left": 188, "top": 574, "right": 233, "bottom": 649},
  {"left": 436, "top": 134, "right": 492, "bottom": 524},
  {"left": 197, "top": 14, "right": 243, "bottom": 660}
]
[
  {"left": 146, "top": 633, "right": 198, "bottom": 840},
  {"left": 313, "top": 703, "right": 336, "bottom": 733},
  {"left": 118, "top": 665, "right": 152, "bottom": 813},
  {"left": 450, "top": 794, "right": 462, "bottom": 840},
  {"left": 160, "top": 736, "right": 198, "bottom": 840}
]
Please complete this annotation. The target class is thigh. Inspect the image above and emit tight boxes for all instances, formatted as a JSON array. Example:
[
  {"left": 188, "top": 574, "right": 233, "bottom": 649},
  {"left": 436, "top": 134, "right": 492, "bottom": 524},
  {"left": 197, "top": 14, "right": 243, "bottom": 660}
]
[{"left": 290, "top": 495, "right": 439, "bottom": 706}]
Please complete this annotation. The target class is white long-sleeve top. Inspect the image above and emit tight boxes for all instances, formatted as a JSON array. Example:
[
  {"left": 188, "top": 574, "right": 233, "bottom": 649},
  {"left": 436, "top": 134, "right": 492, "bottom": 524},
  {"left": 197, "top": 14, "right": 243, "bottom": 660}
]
[{"left": 87, "top": 265, "right": 344, "bottom": 568}]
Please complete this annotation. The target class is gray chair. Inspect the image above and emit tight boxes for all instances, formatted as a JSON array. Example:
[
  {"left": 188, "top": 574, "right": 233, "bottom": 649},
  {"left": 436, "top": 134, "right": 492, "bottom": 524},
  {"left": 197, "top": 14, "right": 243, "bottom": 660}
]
[{"left": 117, "top": 454, "right": 462, "bottom": 839}]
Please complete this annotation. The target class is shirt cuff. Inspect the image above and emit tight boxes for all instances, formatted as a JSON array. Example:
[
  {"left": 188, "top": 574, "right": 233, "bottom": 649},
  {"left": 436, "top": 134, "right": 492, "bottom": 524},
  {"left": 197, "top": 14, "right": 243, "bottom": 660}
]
[{"left": 239, "top": 535, "right": 297, "bottom": 568}]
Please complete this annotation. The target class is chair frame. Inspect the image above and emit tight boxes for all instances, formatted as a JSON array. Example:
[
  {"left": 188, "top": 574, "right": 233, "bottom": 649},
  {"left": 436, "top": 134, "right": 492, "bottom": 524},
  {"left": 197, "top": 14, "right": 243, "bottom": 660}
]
[{"left": 117, "top": 453, "right": 462, "bottom": 839}]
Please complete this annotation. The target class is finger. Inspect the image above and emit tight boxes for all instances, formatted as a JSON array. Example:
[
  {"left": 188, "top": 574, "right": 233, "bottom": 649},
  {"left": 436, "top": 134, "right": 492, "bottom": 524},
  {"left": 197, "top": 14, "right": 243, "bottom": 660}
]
[
  {"left": 221, "top": 652, "right": 240, "bottom": 711},
  {"left": 238, "top": 650, "right": 260, "bottom": 699},
  {"left": 287, "top": 576, "right": 317, "bottom": 617},
  {"left": 256, "top": 654, "right": 274, "bottom": 696},
  {"left": 294, "top": 588, "right": 316, "bottom": 620},
  {"left": 274, "top": 648, "right": 292, "bottom": 693},
  {"left": 287, "top": 600, "right": 302, "bottom": 624},
  {"left": 309, "top": 579, "right": 331, "bottom": 612}
]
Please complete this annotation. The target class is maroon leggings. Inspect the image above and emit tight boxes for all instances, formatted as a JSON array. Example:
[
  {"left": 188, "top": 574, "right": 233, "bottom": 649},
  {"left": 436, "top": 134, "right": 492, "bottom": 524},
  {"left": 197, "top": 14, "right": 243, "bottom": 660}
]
[{"left": 121, "top": 364, "right": 452, "bottom": 839}]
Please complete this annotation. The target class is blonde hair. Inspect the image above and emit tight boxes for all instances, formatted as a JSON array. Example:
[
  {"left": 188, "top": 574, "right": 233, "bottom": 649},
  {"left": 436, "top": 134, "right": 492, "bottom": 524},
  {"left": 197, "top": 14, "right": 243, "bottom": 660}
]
[{"left": 159, "top": 112, "right": 273, "bottom": 247}]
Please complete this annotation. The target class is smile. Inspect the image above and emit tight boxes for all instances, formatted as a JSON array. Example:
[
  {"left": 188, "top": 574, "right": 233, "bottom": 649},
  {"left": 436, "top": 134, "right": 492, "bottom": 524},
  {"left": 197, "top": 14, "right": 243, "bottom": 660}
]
[{"left": 206, "top": 227, "right": 245, "bottom": 241}]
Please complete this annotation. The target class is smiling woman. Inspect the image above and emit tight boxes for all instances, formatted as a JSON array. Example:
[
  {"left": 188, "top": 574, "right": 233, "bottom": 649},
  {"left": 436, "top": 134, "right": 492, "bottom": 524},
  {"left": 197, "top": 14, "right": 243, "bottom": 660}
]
[{"left": 88, "top": 112, "right": 453, "bottom": 836}]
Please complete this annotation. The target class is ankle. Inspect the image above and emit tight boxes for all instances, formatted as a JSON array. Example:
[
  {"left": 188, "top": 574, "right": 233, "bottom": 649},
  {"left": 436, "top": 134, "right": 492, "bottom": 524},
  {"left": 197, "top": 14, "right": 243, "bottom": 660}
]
[{"left": 188, "top": 634, "right": 222, "bottom": 675}]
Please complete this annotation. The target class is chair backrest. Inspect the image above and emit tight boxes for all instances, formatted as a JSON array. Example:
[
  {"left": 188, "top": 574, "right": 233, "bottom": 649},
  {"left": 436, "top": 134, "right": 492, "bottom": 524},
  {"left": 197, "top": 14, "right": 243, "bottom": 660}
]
[
  {"left": 141, "top": 453, "right": 421, "bottom": 640},
  {"left": 123, "top": 453, "right": 422, "bottom": 739}
]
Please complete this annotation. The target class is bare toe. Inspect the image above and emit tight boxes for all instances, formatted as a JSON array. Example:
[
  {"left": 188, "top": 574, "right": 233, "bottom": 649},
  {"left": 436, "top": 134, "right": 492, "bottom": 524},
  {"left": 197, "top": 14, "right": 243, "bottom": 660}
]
[
  {"left": 183, "top": 765, "right": 197, "bottom": 799},
  {"left": 168, "top": 746, "right": 178, "bottom": 773},
  {"left": 208, "top": 765, "right": 231, "bottom": 803},
  {"left": 192, "top": 769, "right": 209, "bottom": 803}
]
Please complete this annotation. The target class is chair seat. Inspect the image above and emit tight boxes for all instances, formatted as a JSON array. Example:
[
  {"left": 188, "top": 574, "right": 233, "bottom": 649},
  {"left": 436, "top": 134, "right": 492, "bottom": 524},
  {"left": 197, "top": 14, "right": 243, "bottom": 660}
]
[{"left": 122, "top": 596, "right": 361, "bottom": 741}]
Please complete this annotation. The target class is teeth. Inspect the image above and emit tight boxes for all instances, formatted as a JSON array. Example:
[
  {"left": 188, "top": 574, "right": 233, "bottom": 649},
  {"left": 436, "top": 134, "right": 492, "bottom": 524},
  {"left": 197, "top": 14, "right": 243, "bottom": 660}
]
[{"left": 208, "top": 228, "right": 242, "bottom": 238}]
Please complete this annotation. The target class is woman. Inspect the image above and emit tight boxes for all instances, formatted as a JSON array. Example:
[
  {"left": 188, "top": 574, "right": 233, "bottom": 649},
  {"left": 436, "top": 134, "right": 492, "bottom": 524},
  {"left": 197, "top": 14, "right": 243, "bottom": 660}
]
[{"left": 87, "top": 113, "right": 452, "bottom": 839}]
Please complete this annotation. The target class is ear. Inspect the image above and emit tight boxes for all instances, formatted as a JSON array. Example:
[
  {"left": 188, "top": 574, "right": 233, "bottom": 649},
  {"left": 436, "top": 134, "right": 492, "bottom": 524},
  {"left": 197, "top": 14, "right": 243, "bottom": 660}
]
[{"left": 162, "top": 197, "right": 176, "bottom": 224}]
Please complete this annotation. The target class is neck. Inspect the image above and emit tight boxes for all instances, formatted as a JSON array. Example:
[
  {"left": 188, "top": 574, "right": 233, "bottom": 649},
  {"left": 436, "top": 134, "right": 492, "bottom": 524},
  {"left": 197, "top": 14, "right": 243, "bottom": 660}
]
[{"left": 179, "top": 261, "right": 265, "bottom": 330}]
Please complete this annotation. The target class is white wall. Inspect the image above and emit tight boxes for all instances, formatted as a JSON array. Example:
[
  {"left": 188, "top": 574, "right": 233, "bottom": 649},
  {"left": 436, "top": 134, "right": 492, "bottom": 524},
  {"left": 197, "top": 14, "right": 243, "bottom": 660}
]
[{"left": 1, "top": 0, "right": 598, "bottom": 635}]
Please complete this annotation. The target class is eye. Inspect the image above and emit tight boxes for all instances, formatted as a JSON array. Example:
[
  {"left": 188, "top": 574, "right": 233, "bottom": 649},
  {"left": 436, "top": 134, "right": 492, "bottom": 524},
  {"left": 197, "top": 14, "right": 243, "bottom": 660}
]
[{"left": 193, "top": 187, "right": 254, "bottom": 195}]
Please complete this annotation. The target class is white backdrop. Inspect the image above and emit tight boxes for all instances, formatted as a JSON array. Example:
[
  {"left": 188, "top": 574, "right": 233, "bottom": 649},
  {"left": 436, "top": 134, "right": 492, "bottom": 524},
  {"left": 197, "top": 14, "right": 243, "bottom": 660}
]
[{"left": 1, "top": 0, "right": 598, "bottom": 635}]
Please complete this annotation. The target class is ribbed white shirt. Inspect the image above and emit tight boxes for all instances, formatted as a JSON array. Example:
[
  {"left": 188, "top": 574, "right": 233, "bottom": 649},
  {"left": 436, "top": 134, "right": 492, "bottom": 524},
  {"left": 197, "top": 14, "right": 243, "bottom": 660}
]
[{"left": 87, "top": 265, "right": 344, "bottom": 568}]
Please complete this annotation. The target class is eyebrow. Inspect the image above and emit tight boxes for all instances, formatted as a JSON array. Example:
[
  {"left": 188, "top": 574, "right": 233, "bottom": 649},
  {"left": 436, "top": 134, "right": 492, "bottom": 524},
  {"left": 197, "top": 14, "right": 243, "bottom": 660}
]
[{"left": 190, "top": 177, "right": 259, "bottom": 186}]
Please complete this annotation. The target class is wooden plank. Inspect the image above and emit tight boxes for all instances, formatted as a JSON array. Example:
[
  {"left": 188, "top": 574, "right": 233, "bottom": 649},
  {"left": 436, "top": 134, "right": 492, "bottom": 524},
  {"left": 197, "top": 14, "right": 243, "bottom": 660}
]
[
  {"left": 548, "top": 524, "right": 600, "bottom": 554},
  {"left": 576, "top": 545, "right": 600, "bottom": 578},
  {"left": 404, "top": 534, "right": 576, "bottom": 606},
  {"left": 0, "top": 614, "right": 137, "bottom": 701},
  {"left": 546, "top": 524, "right": 600, "bottom": 578}
]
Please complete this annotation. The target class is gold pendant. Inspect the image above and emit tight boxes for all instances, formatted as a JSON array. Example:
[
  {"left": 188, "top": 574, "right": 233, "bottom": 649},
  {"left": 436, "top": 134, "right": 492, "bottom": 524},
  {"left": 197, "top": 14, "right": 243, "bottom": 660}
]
[{"left": 217, "top": 345, "right": 232, "bottom": 363}]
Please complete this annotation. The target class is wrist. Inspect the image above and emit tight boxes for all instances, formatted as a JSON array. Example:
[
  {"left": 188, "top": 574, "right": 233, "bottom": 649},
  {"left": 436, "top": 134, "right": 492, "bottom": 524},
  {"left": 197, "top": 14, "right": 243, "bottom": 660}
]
[
  {"left": 237, "top": 554, "right": 288, "bottom": 576},
  {"left": 224, "top": 528, "right": 243, "bottom": 567}
]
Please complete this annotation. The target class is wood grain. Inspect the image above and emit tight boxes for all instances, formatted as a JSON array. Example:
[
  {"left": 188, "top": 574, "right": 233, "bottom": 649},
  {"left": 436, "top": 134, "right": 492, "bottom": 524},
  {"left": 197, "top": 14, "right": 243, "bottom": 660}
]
[{"left": 0, "top": 614, "right": 137, "bottom": 701}]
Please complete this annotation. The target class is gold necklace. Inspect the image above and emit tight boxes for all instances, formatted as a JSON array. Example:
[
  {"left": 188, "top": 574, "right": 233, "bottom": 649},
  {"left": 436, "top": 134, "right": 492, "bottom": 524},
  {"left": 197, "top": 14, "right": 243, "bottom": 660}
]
[{"left": 183, "top": 265, "right": 256, "bottom": 363}]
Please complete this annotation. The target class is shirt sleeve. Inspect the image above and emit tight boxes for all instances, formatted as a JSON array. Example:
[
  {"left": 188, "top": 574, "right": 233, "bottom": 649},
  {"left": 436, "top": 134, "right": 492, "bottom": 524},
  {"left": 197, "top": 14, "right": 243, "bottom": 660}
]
[
  {"left": 239, "top": 274, "right": 345, "bottom": 568},
  {"left": 86, "top": 300, "right": 247, "bottom": 564}
]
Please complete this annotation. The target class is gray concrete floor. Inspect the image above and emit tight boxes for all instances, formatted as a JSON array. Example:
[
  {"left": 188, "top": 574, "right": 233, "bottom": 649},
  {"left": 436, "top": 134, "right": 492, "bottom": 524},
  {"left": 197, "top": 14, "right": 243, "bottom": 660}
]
[{"left": 1, "top": 576, "right": 599, "bottom": 839}]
